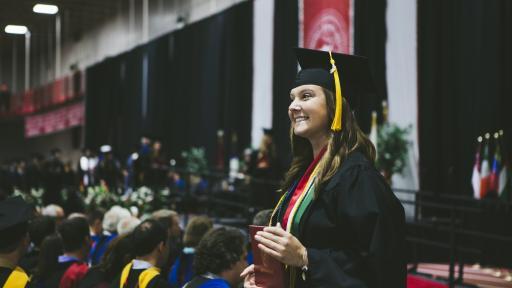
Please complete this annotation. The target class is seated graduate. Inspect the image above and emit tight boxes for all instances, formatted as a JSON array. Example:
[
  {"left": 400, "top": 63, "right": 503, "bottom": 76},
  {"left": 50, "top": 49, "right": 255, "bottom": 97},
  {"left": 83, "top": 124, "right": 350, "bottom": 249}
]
[
  {"left": 114, "top": 219, "right": 169, "bottom": 288},
  {"left": 168, "top": 216, "right": 213, "bottom": 287},
  {"left": 0, "top": 196, "right": 33, "bottom": 288},
  {"left": 183, "top": 227, "right": 247, "bottom": 288},
  {"left": 79, "top": 233, "right": 134, "bottom": 288},
  {"left": 42, "top": 217, "right": 90, "bottom": 288},
  {"left": 19, "top": 216, "right": 56, "bottom": 275},
  {"left": 151, "top": 209, "right": 182, "bottom": 276}
]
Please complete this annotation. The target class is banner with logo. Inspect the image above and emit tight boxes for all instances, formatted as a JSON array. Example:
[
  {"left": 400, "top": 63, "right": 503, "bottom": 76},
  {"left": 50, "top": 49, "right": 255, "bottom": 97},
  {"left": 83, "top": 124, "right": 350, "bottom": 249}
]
[
  {"left": 25, "top": 101, "right": 84, "bottom": 138},
  {"left": 301, "top": 0, "right": 352, "bottom": 54}
]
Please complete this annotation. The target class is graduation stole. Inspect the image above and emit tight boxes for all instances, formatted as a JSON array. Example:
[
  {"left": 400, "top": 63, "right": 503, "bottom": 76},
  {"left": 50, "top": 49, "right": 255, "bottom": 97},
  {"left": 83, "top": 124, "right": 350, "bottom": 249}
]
[
  {"left": 120, "top": 261, "right": 160, "bottom": 288},
  {"left": 270, "top": 148, "right": 326, "bottom": 235},
  {"left": 285, "top": 163, "right": 321, "bottom": 235},
  {"left": 4, "top": 266, "right": 29, "bottom": 288}
]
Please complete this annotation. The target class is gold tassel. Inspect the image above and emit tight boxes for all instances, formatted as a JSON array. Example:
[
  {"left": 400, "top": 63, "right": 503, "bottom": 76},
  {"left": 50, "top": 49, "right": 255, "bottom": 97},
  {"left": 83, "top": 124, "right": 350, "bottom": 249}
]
[{"left": 329, "top": 51, "right": 343, "bottom": 132}]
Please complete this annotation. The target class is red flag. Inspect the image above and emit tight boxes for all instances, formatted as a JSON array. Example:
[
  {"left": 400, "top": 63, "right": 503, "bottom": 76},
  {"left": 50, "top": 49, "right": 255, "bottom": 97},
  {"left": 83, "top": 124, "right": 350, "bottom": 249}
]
[{"left": 479, "top": 134, "right": 491, "bottom": 198}]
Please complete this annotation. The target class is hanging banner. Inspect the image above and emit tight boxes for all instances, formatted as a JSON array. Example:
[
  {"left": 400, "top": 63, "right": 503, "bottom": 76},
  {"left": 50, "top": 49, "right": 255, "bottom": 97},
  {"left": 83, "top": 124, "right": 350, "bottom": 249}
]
[
  {"left": 25, "top": 101, "right": 84, "bottom": 138},
  {"left": 301, "top": 0, "right": 352, "bottom": 53}
]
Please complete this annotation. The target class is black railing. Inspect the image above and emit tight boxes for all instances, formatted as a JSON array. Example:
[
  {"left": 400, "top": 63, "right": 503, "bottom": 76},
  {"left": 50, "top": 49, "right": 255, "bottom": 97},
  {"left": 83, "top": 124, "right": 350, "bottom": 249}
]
[{"left": 395, "top": 189, "right": 512, "bottom": 287}]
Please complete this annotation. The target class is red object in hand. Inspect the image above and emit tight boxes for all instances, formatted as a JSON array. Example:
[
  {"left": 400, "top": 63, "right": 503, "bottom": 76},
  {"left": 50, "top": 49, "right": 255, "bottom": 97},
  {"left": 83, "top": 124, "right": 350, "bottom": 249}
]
[{"left": 249, "top": 225, "right": 287, "bottom": 288}]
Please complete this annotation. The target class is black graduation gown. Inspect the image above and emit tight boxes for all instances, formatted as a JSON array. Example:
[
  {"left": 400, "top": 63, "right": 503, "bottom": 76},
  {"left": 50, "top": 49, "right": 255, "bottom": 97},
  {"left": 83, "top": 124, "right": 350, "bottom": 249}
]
[
  {"left": 78, "top": 266, "right": 109, "bottom": 288},
  {"left": 271, "top": 151, "right": 406, "bottom": 288}
]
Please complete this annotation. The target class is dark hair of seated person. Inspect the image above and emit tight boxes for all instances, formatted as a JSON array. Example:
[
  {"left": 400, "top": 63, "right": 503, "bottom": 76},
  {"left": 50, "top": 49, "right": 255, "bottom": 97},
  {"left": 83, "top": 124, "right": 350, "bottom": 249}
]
[
  {"left": 57, "top": 217, "right": 90, "bottom": 252},
  {"left": 32, "top": 234, "right": 63, "bottom": 283},
  {"left": 193, "top": 227, "right": 246, "bottom": 276},
  {"left": 131, "top": 219, "right": 168, "bottom": 257},
  {"left": 78, "top": 233, "right": 136, "bottom": 288},
  {"left": 98, "top": 233, "right": 135, "bottom": 280},
  {"left": 29, "top": 216, "right": 56, "bottom": 248}
]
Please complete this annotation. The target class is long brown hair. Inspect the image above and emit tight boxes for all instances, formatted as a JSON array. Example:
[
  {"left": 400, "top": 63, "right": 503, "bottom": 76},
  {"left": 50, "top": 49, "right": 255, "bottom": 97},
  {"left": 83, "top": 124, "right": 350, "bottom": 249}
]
[{"left": 281, "top": 88, "right": 376, "bottom": 197}]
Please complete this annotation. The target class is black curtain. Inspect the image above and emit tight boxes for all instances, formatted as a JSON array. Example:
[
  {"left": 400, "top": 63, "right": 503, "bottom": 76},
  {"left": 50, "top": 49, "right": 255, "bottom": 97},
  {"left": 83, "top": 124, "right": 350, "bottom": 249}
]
[
  {"left": 86, "top": 2, "right": 253, "bottom": 163},
  {"left": 272, "top": 0, "right": 299, "bottom": 172},
  {"left": 418, "top": 0, "right": 512, "bottom": 196},
  {"left": 354, "top": 0, "right": 388, "bottom": 132}
]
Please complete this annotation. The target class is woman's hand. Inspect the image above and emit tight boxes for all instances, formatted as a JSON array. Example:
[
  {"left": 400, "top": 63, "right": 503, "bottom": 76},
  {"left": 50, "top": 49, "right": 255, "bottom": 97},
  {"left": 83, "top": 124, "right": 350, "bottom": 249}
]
[
  {"left": 240, "top": 264, "right": 262, "bottom": 288},
  {"left": 254, "top": 223, "right": 308, "bottom": 267}
]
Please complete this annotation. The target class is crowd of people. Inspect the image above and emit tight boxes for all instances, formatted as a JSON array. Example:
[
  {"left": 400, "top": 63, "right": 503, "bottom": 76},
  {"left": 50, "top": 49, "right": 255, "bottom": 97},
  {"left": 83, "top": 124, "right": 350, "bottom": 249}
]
[
  {"left": 0, "top": 195, "right": 273, "bottom": 287},
  {"left": 0, "top": 136, "right": 171, "bottom": 202},
  {"left": 0, "top": 133, "right": 281, "bottom": 211}
]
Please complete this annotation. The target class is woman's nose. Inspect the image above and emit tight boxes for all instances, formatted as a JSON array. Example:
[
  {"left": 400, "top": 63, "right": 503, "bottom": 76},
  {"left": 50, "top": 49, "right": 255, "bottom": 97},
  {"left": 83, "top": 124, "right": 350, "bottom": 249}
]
[{"left": 289, "top": 102, "right": 301, "bottom": 111}]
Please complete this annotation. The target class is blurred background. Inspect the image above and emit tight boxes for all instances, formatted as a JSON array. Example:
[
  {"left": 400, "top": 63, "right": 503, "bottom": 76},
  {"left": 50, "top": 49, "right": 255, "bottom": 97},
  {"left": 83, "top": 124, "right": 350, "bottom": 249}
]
[{"left": 0, "top": 1, "right": 511, "bottom": 287}]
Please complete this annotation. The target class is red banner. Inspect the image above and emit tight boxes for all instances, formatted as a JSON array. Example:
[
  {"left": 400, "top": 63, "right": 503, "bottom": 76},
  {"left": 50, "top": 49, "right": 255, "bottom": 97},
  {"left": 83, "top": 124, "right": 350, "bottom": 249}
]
[
  {"left": 25, "top": 101, "right": 84, "bottom": 138},
  {"left": 301, "top": 0, "right": 352, "bottom": 53}
]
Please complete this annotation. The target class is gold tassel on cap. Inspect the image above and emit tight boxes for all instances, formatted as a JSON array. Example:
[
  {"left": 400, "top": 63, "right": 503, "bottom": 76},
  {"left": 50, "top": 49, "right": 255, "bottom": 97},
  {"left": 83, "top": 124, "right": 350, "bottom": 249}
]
[{"left": 329, "top": 51, "right": 343, "bottom": 132}]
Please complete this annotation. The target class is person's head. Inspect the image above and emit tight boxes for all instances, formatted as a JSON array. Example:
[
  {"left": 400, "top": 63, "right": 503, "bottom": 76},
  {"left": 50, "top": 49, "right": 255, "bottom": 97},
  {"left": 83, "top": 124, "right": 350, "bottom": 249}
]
[
  {"left": 183, "top": 216, "right": 213, "bottom": 248},
  {"left": 131, "top": 219, "right": 168, "bottom": 267},
  {"left": 87, "top": 208, "right": 105, "bottom": 235},
  {"left": 284, "top": 48, "right": 376, "bottom": 194},
  {"left": 103, "top": 206, "right": 131, "bottom": 234},
  {"left": 259, "top": 128, "right": 275, "bottom": 152},
  {"left": 67, "top": 212, "right": 87, "bottom": 219},
  {"left": 57, "top": 217, "right": 90, "bottom": 259},
  {"left": 152, "top": 140, "right": 162, "bottom": 152},
  {"left": 0, "top": 197, "right": 33, "bottom": 259},
  {"left": 29, "top": 216, "right": 56, "bottom": 249},
  {"left": 82, "top": 148, "right": 92, "bottom": 157},
  {"left": 252, "top": 209, "right": 273, "bottom": 226},
  {"left": 35, "top": 234, "right": 63, "bottom": 280},
  {"left": 151, "top": 209, "right": 181, "bottom": 240},
  {"left": 98, "top": 233, "right": 135, "bottom": 280},
  {"left": 193, "top": 227, "right": 247, "bottom": 287},
  {"left": 41, "top": 204, "right": 65, "bottom": 224},
  {"left": 140, "top": 136, "right": 151, "bottom": 146},
  {"left": 116, "top": 216, "right": 141, "bottom": 235},
  {"left": 50, "top": 148, "right": 61, "bottom": 160}
]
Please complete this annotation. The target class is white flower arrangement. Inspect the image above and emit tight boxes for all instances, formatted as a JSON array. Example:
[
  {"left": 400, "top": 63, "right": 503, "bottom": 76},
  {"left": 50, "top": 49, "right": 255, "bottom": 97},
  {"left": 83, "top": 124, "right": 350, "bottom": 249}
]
[{"left": 84, "top": 186, "right": 120, "bottom": 209}]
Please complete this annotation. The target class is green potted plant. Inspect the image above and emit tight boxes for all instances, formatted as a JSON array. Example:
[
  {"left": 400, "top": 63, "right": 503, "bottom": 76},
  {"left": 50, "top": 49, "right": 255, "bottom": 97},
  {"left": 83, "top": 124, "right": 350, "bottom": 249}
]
[
  {"left": 376, "top": 123, "right": 411, "bottom": 185},
  {"left": 181, "top": 147, "right": 209, "bottom": 188}
]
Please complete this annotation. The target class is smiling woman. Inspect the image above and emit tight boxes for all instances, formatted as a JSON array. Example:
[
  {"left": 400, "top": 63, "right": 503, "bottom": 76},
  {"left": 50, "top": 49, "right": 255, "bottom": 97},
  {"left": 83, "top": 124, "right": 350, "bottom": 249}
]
[
  {"left": 242, "top": 48, "right": 406, "bottom": 288},
  {"left": 288, "top": 85, "right": 329, "bottom": 149}
]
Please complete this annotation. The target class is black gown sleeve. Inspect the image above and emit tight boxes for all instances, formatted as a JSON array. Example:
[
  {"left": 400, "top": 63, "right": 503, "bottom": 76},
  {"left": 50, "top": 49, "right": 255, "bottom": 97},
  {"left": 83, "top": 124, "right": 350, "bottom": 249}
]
[{"left": 306, "top": 165, "right": 406, "bottom": 288}]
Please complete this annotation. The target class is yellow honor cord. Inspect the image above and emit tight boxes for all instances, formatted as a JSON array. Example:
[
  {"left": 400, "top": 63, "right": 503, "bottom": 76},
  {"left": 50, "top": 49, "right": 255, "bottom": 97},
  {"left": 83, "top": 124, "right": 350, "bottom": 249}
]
[
  {"left": 139, "top": 267, "right": 161, "bottom": 288},
  {"left": 5, "top": 266, "right": 29, "bottom": 288},
  {"left": 119, "top": 261, "right": 160, "bottom": 288},
  {"left": 120, "top": 262, "right": 133, "bottom": 287},
  {"left": 329, "top": 51, "right": 343, "bottom": 132}
]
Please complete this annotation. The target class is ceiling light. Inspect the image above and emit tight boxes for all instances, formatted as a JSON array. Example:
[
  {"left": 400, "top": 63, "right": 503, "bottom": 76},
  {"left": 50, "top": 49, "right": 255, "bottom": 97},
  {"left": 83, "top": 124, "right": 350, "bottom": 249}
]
[
  {"left": 4, "top": 25, "right": 28, "bottom": 35},
  {"left": 33, "top": 4, "right": 59, "bottom": 14}
]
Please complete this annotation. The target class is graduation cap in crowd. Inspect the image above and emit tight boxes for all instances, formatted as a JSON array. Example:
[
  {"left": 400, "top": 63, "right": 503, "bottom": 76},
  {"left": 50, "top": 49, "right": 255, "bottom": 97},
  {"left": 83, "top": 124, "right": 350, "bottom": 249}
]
[
  {"left": 263, "top": 128, "right": 274, "bottom": 136},
  {"left": 0, "top": 196, "right": 33, "bottom": 248},
  {"left": 293, "top": 48, "right": 375, "bottom": 132}
]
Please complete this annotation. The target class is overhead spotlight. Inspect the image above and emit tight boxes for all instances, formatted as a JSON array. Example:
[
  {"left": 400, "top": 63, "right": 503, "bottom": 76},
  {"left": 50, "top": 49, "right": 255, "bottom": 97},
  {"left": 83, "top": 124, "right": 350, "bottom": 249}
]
[
  {"left": 4, "top": 25, "right": 28, "bottom": 35},
  {"left": 33, "top": 4, "right": 59, "bottom": 14}
]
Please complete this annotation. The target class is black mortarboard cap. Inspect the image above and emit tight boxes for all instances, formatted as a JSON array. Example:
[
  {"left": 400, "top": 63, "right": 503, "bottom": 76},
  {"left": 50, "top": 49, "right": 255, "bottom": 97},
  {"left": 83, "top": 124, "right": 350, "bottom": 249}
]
[
  {"left": 292, "top": 48, "right": 375, "bottom": 112},
  {"left": 0, "top": 196, "right": 32, "bottom": 231},
  {"left": 0, "top": 196, "right": 33, "bottom": 248},
  {"left": 262, "top": 128, "right": 273, "bottom": 136}
]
